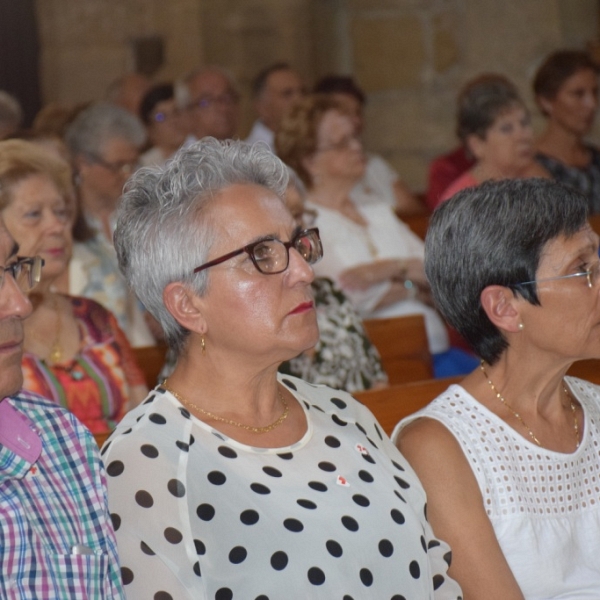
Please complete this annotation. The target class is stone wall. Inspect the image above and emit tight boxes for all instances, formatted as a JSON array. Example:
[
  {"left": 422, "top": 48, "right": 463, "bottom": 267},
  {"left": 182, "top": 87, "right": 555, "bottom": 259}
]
[{"left": 35, "top": 0, "right": 599, "bottom": 191}]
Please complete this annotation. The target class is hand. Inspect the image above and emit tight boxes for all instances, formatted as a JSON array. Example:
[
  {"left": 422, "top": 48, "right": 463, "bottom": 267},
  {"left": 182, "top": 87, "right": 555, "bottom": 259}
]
[{"left": 339, "top": 260, "right": 399, "bottom": 290}]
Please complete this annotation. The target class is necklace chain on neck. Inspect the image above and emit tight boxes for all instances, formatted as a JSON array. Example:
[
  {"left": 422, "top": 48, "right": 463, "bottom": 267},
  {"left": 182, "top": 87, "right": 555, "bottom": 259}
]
[
  {"left": 479, "top": 362, "right": 579, "bottom": 449},
  {"left": 48, "top": 294, "right": 63, "bottom": 364},
  {"left": 161, "top": 379, "right": 289, "bottom": 434}
]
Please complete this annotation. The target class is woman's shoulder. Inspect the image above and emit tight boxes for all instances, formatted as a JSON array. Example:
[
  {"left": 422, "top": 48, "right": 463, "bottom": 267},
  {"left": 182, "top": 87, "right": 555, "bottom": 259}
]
[
  {"left": 439, "top": 170, "right": 478, "bottom": 204},
  {"left": 391, "top": 383, "right": 473, "bottom": 442},
  {"left": 566, "top": 376, "right": 600, "bottom": 410},
  {"left": 280, "top": 375, "right": 384, "bottom": 430},
  {"left": 102, "top": 387, "right": 186, "bottom": 456}
]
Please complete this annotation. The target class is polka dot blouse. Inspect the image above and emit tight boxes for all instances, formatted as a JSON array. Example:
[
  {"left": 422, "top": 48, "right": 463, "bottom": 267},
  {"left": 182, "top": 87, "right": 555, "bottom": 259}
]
[{"left": 102, "top": 375, "right": 462, "bottom": 600}]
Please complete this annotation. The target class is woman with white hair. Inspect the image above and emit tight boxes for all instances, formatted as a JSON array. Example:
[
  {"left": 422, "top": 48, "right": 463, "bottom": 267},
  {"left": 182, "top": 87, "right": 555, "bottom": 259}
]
[
  {"left": 65, "top": 102, "right": 154, "bottom": 346},
  {"left": 103, "top": 138, "right": 461, "bottom": 600}
]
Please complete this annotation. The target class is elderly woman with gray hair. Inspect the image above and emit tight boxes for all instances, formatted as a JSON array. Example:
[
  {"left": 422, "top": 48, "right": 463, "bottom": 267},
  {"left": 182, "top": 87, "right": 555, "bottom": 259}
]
[
  {"left": 65, "top": 102, "right": 155, "bottom": 346},
  {"left": 395, "top": 178, "right": 600, "bottom": 598},
  {"left": 102, "top": 138, "right": 461, "bottom": 599}
]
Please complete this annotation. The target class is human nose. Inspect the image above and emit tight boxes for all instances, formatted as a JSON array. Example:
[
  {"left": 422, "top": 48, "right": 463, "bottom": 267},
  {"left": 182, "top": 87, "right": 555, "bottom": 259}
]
[
  {"left": 0, "top": 272, "right": 32, "bottom": 320},
  {"left": 287, "top": 246, "right": 315, "bottom": 285}
]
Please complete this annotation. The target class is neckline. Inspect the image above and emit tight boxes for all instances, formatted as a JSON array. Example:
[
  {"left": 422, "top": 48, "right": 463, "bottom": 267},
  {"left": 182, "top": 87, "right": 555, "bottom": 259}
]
[
  {"left": 451, "top": 380, "right": 586, "bottom": 457},
  {"left": 161, "top": 378, "right": 314, "bottom": 454}
]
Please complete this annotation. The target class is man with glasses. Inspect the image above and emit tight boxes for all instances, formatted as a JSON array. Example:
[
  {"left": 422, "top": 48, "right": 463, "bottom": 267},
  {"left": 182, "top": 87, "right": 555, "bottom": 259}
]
[
  {"left": 179, "top": 66, "right": 240, "bottom": 144},
  {"left": 0, "top": 219, "right": 123, "bottom": 598},
  {"left": 246, "top": 62, "right": 305, "bottom": 151}
]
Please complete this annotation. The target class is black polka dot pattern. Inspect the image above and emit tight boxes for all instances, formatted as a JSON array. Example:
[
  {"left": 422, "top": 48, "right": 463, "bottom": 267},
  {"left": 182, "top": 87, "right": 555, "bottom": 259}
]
[{"left": 103, "top": 376, "right": 461, "bottom": 599}]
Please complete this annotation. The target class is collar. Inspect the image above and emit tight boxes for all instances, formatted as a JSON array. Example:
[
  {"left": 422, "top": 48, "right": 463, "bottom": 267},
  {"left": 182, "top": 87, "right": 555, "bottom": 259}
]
[{"left": 0, "top": 397, "right": 42, "bottom": 468}]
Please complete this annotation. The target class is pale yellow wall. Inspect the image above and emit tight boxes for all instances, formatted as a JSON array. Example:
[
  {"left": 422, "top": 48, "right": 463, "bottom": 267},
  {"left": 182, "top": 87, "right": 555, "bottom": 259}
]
[{"left": 35, "top": 0, "right": 599, "bottom": 191}]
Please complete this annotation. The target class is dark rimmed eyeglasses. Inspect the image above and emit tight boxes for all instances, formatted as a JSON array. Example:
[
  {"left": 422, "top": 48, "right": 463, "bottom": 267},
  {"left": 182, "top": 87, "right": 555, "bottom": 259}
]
[
  {"left": 514, "top": 261, "right": 600, "bottom": 290},
  {"left": 0, "top": 256, "right": 44, "bottom": 293},
  {"left": 193, "top": 228, "right": 323, "bottom": 275}
]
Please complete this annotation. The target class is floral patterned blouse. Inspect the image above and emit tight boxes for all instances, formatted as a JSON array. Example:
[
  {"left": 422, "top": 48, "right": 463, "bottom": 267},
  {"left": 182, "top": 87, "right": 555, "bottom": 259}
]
[{"left": 21, "top": 296, "right": 145, "bottom": 435}]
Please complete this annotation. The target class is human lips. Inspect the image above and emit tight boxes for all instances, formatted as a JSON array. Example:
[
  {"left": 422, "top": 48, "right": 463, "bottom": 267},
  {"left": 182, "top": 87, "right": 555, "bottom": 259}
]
[
  {"left": 0, "top": 338, "right": 23, "bottom": 355},
  {"left": 288, "top": 301, "right": 314, "bottom": 315}
]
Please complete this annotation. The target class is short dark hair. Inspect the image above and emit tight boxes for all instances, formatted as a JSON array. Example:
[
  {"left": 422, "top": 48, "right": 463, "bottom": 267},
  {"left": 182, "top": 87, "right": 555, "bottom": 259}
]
[
  {"left": 139, "top": 83, "right": 175, "bottom": 125},
  {"left": 456, "top": 74, "right": 522, "bottom": 143},
  {"left": 252, "top": 62, "right": 293, "bottom": 98},
  {"left": 533, "top": 50, "right": 599, "bottom": 105},
  {"left": 313, "top": 75, "right": 366, "bottom": 106},
  {"left": 425, "top": 178, "right": 588, "bottom": 364}
]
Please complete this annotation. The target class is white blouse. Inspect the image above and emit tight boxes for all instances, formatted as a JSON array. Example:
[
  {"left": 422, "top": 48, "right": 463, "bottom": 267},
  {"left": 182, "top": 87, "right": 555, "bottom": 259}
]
[
  {"left": 308, "top": 200, "right": 449, "bottom": 354},
  {"left": 394, "top": 377, "right": 600, "bottom": 599}
]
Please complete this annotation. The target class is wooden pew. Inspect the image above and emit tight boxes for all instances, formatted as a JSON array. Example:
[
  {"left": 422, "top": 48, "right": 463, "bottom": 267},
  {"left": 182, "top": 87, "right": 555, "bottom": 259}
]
[
  {"left": 363, "top": 314, "right": 433, "bottom": 385},
  {"left": 567, "top": 359, "right": 600, "bottom": 384},
  {"left": 354, "top": 376, "right": 462, "bottom": 436},
  {"left": 401, "top": 213, "right": 430, "bottom": 241},
  {"left": 133, "top": 344, "right": 169, "bottom": 389}
]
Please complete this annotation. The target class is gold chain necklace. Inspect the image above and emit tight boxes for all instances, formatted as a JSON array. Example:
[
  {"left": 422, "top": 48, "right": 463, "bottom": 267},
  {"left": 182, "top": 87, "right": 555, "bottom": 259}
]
[
  {"left": 480, "top": 362, "right": 579, "bottom": 449},
  {"left": 48, "top": 294, "right": 63, "bottom": 364},
  {"left": 161, "top": 379, "right": 289, "bottom": 434}
]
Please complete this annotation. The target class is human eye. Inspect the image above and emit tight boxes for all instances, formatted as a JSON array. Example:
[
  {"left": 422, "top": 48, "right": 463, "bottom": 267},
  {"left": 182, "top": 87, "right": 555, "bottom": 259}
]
[
  {"left": 498, "top": 122, "right": 514, "bottom": 134},
  {"left": 252, "top": 240, "right": 280, "bottom": 269},
  {"left": 23, "top": 208, "right": 42, "bottom": 220},
  {"left": 54, "top": 205, "right": 71, "bottom": 222}
]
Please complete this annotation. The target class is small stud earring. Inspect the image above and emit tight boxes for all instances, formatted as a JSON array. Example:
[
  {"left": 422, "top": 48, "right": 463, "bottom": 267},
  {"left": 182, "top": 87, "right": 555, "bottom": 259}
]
[{"left": 518, "top": 323, "right": 524, "bottom": 331}]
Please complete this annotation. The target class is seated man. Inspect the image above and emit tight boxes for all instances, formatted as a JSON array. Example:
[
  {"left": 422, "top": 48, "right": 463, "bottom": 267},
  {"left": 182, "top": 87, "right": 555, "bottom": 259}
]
[
  {"left": 0, "top": 218, "right": 123, "bottom": 597},
  {"left": 246, "top": 62, "right": 305, "bottom": 150}
]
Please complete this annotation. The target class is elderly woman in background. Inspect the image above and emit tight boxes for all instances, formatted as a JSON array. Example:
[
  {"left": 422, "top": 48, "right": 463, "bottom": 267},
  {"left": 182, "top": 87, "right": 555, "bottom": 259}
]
[
  {"left": 278, "top": 170, "right": 388, "bottom": 391},
  {"left": 277, "top": 95, "right": 477, "bottom": 377},
  {"left": 103, "top": 138, "right": 461, "bottom": 599},
  {"left": 65, "top": 102, "right": 155, "bottom": 346},
  {"left": 436, "top": 74, "right": 548, "bottom": 205},
  {"left": 534, "top": 50, "right": 600, "bottom": 212},
  {"left": 395, "top": 178, "right": 600, "bottom": 598},
  {"left": 138, "top": 83, "right": 187, "bottom": 168},
  {"left": 313, "top": 75, "right": 424, "bottom": 216},
  {"left": 0, "top": 139, "right": 147, "bottom": 435}
]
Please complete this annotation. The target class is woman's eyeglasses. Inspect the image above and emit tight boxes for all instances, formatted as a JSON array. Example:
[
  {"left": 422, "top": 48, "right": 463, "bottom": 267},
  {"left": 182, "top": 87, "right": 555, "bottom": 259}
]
[
  {"left": 193, "top": 228, "right": 323, "bottom": 275},
  {"left": 0, "top": 256, "right": 44, "bottom": 293},
  {"left": 515, "top": 261, "right": 600, "bottom": 290}
]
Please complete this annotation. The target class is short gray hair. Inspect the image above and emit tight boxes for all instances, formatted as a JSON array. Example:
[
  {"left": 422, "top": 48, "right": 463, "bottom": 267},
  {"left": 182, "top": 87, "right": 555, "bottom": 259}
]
[
  {"left": 114, "top": 138, "right": 289, "bottom": 353},
  {"left": 425, "top": 178, "right": 588, "bottom": 364},
  {"left": 64, "top": 102, "right": 146, "bottom": 157}
]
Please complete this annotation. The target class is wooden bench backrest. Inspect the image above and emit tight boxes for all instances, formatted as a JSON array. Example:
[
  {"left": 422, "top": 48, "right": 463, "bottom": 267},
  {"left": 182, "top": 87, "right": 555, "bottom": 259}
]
[
  {"left": 363, "top": 314, "right": 433, "bottom": 384},
  {"left": 354, "top": 376, "right": 462, "bottom": 436},
  {"left": 133, "top": 344, "right": 168, "bottom": 389}
]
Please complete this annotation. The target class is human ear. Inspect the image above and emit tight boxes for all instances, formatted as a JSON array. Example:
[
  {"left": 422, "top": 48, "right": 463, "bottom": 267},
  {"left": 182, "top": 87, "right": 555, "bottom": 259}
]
[
  {"left": 163, "top": 282, "right": 207, "bottom": 335},
  {"left": 480, "top": 285, "right": 522, "bottom": 333},
  {"left": 536, "top": 95, "right": 554, "bottom": 117},
  {"left": 466, "top": 134, "right": 485, "bottom": 161}
]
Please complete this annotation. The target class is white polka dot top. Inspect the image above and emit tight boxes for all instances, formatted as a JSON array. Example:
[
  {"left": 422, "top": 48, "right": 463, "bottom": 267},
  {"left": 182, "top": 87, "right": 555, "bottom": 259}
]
[
  {"left": 395, "top": 377, "right": 600, "bottom": 599},
  {"left": 102, "top": 374, "right": 462, "bottom": 600}
]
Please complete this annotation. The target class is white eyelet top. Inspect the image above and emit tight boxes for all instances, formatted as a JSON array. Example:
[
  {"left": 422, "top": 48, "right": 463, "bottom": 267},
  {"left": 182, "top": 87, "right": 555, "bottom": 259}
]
[{"left": 394, "top": 376, "right": 600, "bottom": 599}]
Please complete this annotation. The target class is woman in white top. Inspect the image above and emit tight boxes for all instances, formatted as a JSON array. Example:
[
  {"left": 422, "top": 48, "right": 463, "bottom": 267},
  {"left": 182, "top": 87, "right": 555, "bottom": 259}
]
[
  {"left": 394, "top": 178, "right": 600, "bottom": 599},
  {"left": 276, "top": 95, "right": 477, "bottom": 376}
]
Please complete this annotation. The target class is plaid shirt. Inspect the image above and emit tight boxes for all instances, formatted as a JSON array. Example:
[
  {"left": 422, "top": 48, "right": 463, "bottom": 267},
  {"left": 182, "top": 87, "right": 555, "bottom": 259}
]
[{"left": 0, "top": 391, "right": 124, "bottom": 599}]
